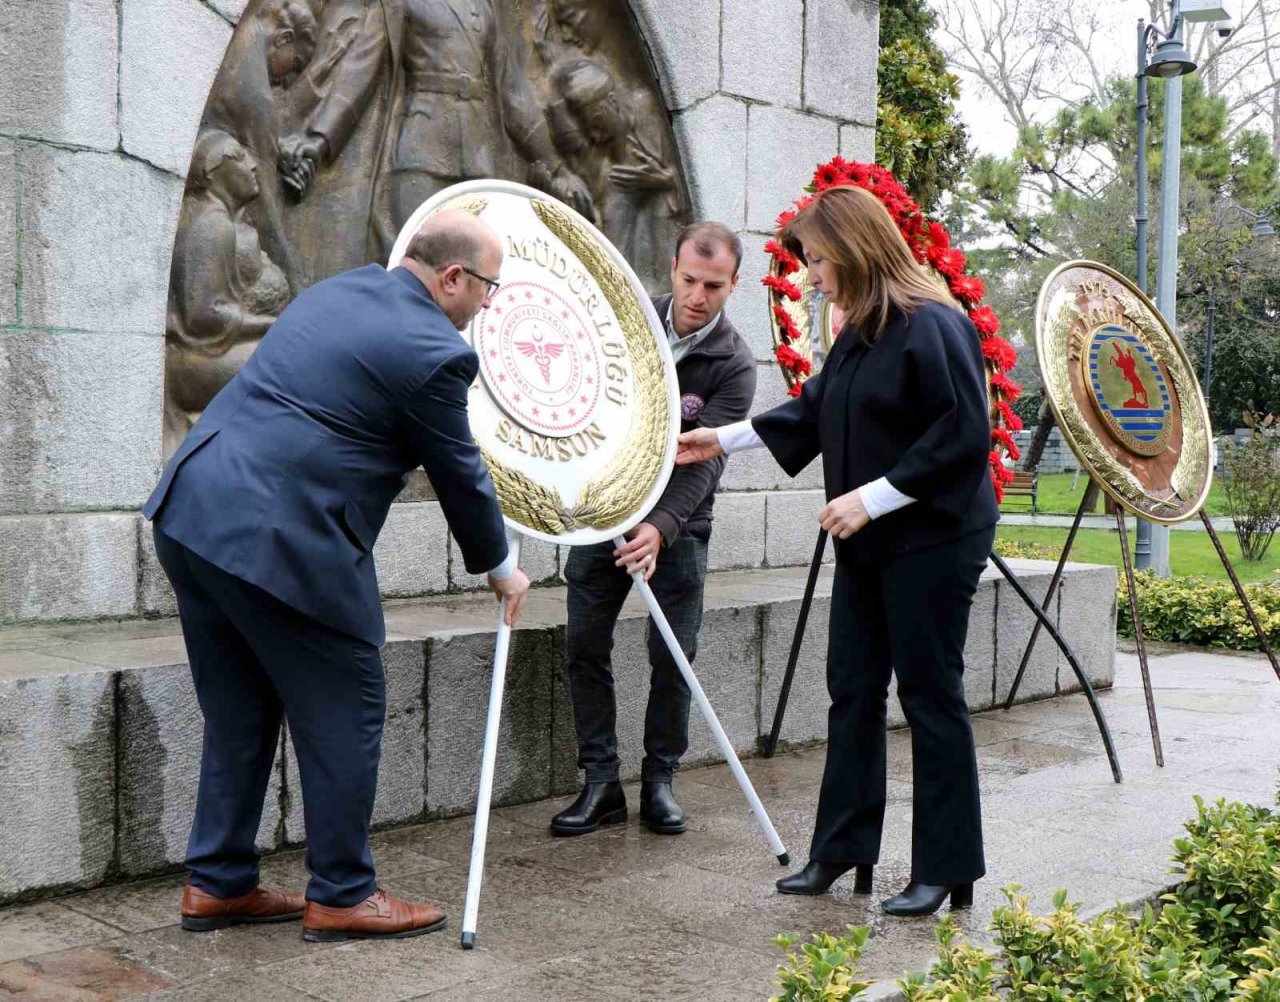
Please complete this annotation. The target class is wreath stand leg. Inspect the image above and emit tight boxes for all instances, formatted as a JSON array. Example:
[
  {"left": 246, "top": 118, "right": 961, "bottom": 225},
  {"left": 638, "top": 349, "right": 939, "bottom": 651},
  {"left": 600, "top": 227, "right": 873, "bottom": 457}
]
[
  {"left": 1114, "top": 509, "right": 1164, "bottom": 767},
  {"left": 1199, "top": 510, "right": 1280, "bottom": 682},
  {"left": 461, "top": 534, "right": 523, "bottom": 951},
  {"left": 615, "top": 536, "right": 790, "bottom": 866},
  {"left": 761, "top": 528, "right": 828, "bottom": 758},
  {"left": 990, "top": 551, "right": 1124, "bottom": 784},
  {"left": 1004, "top": 486, "right": 1094, "bottom": 708}
]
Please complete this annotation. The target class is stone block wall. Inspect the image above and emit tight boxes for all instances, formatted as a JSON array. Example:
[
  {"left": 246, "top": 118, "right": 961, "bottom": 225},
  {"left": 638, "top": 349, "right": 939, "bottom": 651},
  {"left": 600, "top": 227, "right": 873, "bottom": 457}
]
[
  {"left": 1012, "top": 428, "right": 1080, "bottom": 475},
  {"left": 0, "top": 0, "right": 880, "bottom": 626},
  {"left": 0, "top": 559, "right": 1118, "bottom": 903}
]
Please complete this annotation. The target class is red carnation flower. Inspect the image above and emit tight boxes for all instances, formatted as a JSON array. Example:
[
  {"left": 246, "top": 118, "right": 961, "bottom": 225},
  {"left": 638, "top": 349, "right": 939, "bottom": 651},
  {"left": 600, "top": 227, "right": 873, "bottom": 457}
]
[
  {"left": 926, "top": 222, "right": 950, "bottom": 250},
  {"left": 762, "top": 274, "right": 803, "bottom": 302},
  {"left": 989, "top": 371, "right": 1022, "bottom": 402},
  {"left": 991, "top": 426, "right": 1022, "bottom": 461},
  {"left": 995, "top": 399, "right": 1023, "bottom": 432},
  {"left": 981, "top": 335, "right": 1017, "bottom": 371},
  {"left": 775, "top": 343, "right": 813, "bottom": 375},
  {"left": 929, "top": 246, "right": 967, "bottom": 280},
  {"left": 765, "top": 240, "right": 801, "bottom": 275},
  {"left": 814, "top": 162, "right": 843, "bottom": 190},
  {"left": 969, "top": 305, "right": 1001, "bottom": 336},
  {"left": 771, "top": 304, "right": 802, "bottom": 341},
  {"left": 951, "top": 274, "right": 986, "bottom": 304}
]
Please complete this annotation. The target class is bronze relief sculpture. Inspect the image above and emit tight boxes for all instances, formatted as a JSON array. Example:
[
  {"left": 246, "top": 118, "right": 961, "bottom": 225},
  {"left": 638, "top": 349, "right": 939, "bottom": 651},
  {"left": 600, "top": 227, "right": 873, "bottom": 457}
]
[{"left": 165, "top": 0, "right": 691, "bottom": 455}]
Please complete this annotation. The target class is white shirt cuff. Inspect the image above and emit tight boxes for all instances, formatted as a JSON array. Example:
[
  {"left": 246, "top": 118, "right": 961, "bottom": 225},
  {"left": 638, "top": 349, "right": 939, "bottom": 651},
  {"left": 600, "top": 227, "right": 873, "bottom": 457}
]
[
  {"left": 487, "top": 551, "right": 516, "bottom": 580},
  {"left": 716, "top": 420, "right": 764, "bottom": 454},
  {"left": 859, "top": 477, "right": 915, "bottom": 520}
]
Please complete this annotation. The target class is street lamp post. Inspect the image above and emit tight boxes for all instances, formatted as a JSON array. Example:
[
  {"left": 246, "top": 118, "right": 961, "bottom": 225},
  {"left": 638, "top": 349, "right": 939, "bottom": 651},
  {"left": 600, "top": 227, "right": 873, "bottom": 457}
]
[{"left": 1135, "top": 5, "right": 1196, "bottom": 574}]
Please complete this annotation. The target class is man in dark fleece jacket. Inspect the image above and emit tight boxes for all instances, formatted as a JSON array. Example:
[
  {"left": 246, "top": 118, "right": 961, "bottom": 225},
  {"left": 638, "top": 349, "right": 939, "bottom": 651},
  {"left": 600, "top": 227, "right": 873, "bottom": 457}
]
[{"left": 551, "top": 223, "right": 757, "bottom": 837}]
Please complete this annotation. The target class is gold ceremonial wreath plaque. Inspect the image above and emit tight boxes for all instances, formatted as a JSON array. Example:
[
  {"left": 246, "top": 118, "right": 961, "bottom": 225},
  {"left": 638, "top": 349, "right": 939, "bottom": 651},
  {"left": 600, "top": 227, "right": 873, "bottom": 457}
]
[
  {"left": 767, "top": 263, "right": 844, "bottom": 389},
  {"left": 1036, "top": 260, "right": 1212, "bottom": 524},
  {"left": 388, "top": 180, "right": 680, "bottom": 545}
]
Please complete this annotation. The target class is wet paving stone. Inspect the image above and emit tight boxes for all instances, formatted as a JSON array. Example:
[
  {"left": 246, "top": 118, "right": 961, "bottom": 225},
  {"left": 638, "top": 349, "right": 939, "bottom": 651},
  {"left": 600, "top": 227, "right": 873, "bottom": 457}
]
[
  {"left": 0, "top": 901, "right": 121, "bottom": 963},
  {"left": 0, "top": 944, "right": 174, "bottom": 997},
  {"left": 0, "top": 649, "right": 1274, "bottom": 999}
]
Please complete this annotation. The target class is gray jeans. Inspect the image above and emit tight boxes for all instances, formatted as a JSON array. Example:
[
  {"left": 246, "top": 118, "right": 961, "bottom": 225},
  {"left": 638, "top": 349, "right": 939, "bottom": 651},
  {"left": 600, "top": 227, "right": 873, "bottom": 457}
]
[{"left": 563, "top": 528, "right": 710, "bottom": 783}]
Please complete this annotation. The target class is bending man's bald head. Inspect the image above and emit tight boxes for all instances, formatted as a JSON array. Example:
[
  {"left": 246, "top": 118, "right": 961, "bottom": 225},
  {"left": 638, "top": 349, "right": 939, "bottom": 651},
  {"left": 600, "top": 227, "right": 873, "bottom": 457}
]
[{"left": 403, "top": 209, "right": 500, "bottom": 272}]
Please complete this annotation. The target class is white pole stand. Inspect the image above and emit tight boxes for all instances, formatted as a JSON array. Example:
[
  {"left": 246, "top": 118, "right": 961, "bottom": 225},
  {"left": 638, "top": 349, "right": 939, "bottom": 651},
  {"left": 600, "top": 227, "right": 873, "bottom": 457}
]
[
  {"left": 460, "top": 534, "right": 522, "bottom": 950},
  {"left": 616, "top": 536, "right": 790, "bottom": 867}
]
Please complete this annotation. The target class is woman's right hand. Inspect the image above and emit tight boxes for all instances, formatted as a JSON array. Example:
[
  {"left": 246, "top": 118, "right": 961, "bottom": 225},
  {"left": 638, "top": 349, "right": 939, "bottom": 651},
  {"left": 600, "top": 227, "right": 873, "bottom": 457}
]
[{"left": 676, "top": 427, "right": 724, "bottom": 465}]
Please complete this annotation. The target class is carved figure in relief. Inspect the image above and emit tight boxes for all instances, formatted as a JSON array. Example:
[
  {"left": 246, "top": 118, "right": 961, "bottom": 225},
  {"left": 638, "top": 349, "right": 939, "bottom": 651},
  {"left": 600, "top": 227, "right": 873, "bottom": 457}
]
[
  {"left": 551, "top": 57, "right": 688, "bottom": 287},
  {"left": 202, "top": 0, "right": 319, "bottom": 292},
  {"left": 166, "top": 0, "right": 694, "bottom": 439},
  {"left": 165, "top": 131, "right": 291, "bottom": 453},
  {"left": 278, "top": 0, "right": 594, "bottom": 253}
]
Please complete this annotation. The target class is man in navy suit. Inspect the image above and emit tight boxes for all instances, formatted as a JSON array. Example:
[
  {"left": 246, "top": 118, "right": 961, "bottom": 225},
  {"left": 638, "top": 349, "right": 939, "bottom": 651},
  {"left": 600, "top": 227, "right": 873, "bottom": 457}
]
[{"left": 146, "top": 209, "right": 529, "bottom": 942}]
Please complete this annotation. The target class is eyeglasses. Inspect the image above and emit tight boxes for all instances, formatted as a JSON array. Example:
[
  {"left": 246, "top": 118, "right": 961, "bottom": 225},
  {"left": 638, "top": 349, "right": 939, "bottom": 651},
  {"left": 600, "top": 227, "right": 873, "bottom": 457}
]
[{"left": 459, "top": 265, "right": 501, "bottom": 297}]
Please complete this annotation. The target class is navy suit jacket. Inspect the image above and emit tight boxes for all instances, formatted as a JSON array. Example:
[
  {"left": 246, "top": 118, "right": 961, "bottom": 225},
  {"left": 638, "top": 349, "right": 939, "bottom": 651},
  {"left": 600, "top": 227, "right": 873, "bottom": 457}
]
[
  {"left": 145, "top": 264, "right": 509, "bottom": 646},
  {"left": 754, "top": 300, "right": 998, "bottom": 565}
]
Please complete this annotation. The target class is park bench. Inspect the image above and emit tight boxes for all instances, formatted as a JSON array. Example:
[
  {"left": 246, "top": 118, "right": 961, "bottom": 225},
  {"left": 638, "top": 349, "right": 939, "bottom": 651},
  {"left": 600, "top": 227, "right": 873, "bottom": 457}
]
[{"left": 1002, "top": 470, "right": 1038, "bottom": 512}]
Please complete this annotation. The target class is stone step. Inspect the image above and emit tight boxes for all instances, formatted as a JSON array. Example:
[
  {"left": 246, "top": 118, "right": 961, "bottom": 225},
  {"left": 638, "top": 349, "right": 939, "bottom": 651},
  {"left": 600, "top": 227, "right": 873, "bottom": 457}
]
[{"left": 0, "top": 559, "right": 1116, "bottom": 904}]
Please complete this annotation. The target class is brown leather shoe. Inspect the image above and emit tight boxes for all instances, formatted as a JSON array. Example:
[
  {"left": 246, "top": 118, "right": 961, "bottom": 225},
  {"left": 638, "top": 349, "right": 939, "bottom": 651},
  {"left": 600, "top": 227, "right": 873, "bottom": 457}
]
[
  {"left": 180, "top": 884, "right": 305, "bottom": 932},
  {"left": 302, "top": 888, "right": 446, "bottom": 942}
]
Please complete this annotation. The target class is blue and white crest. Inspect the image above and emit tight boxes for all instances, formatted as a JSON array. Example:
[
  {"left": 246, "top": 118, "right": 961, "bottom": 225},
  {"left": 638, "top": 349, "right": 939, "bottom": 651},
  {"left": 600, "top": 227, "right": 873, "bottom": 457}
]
[{"left": 1084, "top": 324, "right": 1172, "bottom": 457}]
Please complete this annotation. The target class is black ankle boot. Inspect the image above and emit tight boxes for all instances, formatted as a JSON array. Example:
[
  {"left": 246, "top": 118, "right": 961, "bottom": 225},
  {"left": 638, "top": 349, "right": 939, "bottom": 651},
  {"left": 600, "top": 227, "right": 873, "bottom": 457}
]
[
  {"left": 880, "top": 880, "right": 974, "bottom": 916},
  {"left": 776, "top": 861, "right": 874, "bottom": 896},
  {"left": 550, "top": 781, "right": 626, "bottom": 836},
  {"left": 639, "top": 781, "right": 685, "bottom": 834}
]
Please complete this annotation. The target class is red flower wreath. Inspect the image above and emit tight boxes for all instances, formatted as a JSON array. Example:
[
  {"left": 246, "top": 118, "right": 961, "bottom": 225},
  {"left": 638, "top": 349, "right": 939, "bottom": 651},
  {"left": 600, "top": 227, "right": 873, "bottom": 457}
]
[{"left": 764, "top": 158, "right": 1023, "bottom": 501}]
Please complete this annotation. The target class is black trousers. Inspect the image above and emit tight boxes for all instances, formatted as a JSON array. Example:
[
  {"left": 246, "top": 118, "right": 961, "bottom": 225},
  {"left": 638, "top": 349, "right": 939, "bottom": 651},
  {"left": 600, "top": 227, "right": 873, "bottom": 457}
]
[
  {"left": 563, "top": 530, "right": 709, "bottom": 783},
  {"left": 153, "top": 527, "right": 385, "bottom": 907},
  {"left": 810, "top": 525, "right": 994, "bottom": 886}
]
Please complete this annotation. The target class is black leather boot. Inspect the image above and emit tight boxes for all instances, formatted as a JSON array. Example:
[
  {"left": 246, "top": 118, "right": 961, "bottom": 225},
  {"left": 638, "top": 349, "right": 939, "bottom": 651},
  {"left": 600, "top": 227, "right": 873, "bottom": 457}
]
[
  {"left": 880, "top": 880, "right": 974, "bottom": 916},
  {"left": 776, "top": 861, "right": 874, "bottom": 896},
  {"left": 639, "top": 781, "right": 685, "bottom": 834},
  {"left": 549, "top": 781, "right": 627, "bottom": 836}
]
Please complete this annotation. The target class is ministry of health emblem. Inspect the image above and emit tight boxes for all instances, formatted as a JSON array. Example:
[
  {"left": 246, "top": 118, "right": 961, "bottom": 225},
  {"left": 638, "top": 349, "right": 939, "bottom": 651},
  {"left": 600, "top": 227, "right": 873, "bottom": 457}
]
[
  {"left": 475, "top": 281, "right": 602, "bottom": 439},
  {"left": 387, "top": 181, "right": 680, "bottom": 544},
  {"left": 1036, "top": 261, "right": 1211, "bottom": 524}
]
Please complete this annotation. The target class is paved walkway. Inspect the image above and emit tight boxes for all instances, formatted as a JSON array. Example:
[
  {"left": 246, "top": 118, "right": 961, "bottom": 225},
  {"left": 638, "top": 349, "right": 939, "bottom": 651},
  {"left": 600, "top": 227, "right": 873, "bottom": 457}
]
[
  {"left": 1000, "top": 512, "right": 1236, "bottom": 532},
  {"left": 1, "top": 647, "right": 1276, "bottom": 1000}
]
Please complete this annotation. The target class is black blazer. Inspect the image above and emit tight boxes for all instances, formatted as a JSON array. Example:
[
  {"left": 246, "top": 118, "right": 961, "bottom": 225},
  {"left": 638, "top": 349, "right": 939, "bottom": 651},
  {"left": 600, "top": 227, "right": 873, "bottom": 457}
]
[
  {"left": 753, "top": 300, "right": 998, "bottom": 565},
  {"left": 145, "top": 265, "right": 508, "bottom": 646}
]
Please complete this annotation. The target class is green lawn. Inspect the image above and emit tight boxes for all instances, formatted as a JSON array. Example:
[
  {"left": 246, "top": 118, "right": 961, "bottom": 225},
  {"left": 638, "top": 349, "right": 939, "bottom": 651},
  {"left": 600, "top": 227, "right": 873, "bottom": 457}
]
[
  {"left": 996, "top": 524, "right": 1280, "bottom": 583},
  {"left": 1001, "top": 472, "right": 1228, "bottom": 517}
]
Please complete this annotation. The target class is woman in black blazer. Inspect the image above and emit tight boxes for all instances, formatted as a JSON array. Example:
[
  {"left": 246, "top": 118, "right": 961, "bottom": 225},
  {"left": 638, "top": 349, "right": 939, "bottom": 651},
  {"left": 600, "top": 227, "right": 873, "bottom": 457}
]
[{"left": 676, "top": 185, "right": 998, "bottom": 916}]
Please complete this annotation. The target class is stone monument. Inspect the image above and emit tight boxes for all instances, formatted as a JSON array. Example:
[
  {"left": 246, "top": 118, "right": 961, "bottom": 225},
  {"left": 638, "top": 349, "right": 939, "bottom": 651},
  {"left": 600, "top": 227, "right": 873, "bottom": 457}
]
[{"left": 0, "top": 0, "right": 881, "bottom": 626}]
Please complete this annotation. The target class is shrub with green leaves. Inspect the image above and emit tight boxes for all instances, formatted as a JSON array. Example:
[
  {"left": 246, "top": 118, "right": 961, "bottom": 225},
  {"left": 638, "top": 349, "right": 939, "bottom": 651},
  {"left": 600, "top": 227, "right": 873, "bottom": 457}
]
[
  {"left": 1168, "top": 796, "right": 1280, "bottom": 974},
  {"left": 771, "top": 925, "right": 873, "bottom": 1002},
  {"left": 993, "top": 537, "right": 1060, "bottom": 562},
  {"left": 1117, "top": 572, "right": 1280, "bottom": 651},
  {"left": 890, "top": 790, "right": 1279, "bottom": 1001},
  {"left": 900, "top": 915, "right": 1001, "bottom": 1001},
  {"left": 1221, "top": 431, "right": 1280, "bottom": 562}
]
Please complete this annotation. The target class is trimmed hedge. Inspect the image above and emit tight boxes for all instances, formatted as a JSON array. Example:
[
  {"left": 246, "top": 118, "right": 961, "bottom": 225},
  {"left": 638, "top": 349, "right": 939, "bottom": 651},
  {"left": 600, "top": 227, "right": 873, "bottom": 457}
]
[
  {"left": 771, "top": 790, "right": 1280, "bottom": 1000},
  {"left": 1117, "top": 573, "right": 1280, "bottom": 652}
]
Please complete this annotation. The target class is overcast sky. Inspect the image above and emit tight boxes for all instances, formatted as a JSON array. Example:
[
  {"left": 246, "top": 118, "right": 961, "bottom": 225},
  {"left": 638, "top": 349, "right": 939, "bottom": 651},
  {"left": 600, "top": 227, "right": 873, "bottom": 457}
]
[{"left": 950, "top": 2, "right": 1182, "bottom": 156}]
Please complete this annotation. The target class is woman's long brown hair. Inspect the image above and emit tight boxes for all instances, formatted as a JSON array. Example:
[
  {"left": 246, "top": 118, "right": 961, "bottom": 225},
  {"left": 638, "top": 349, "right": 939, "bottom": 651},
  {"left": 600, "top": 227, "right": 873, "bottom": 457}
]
[{"left": 778, "top": 185, "right": 959, "bottom": 344}]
